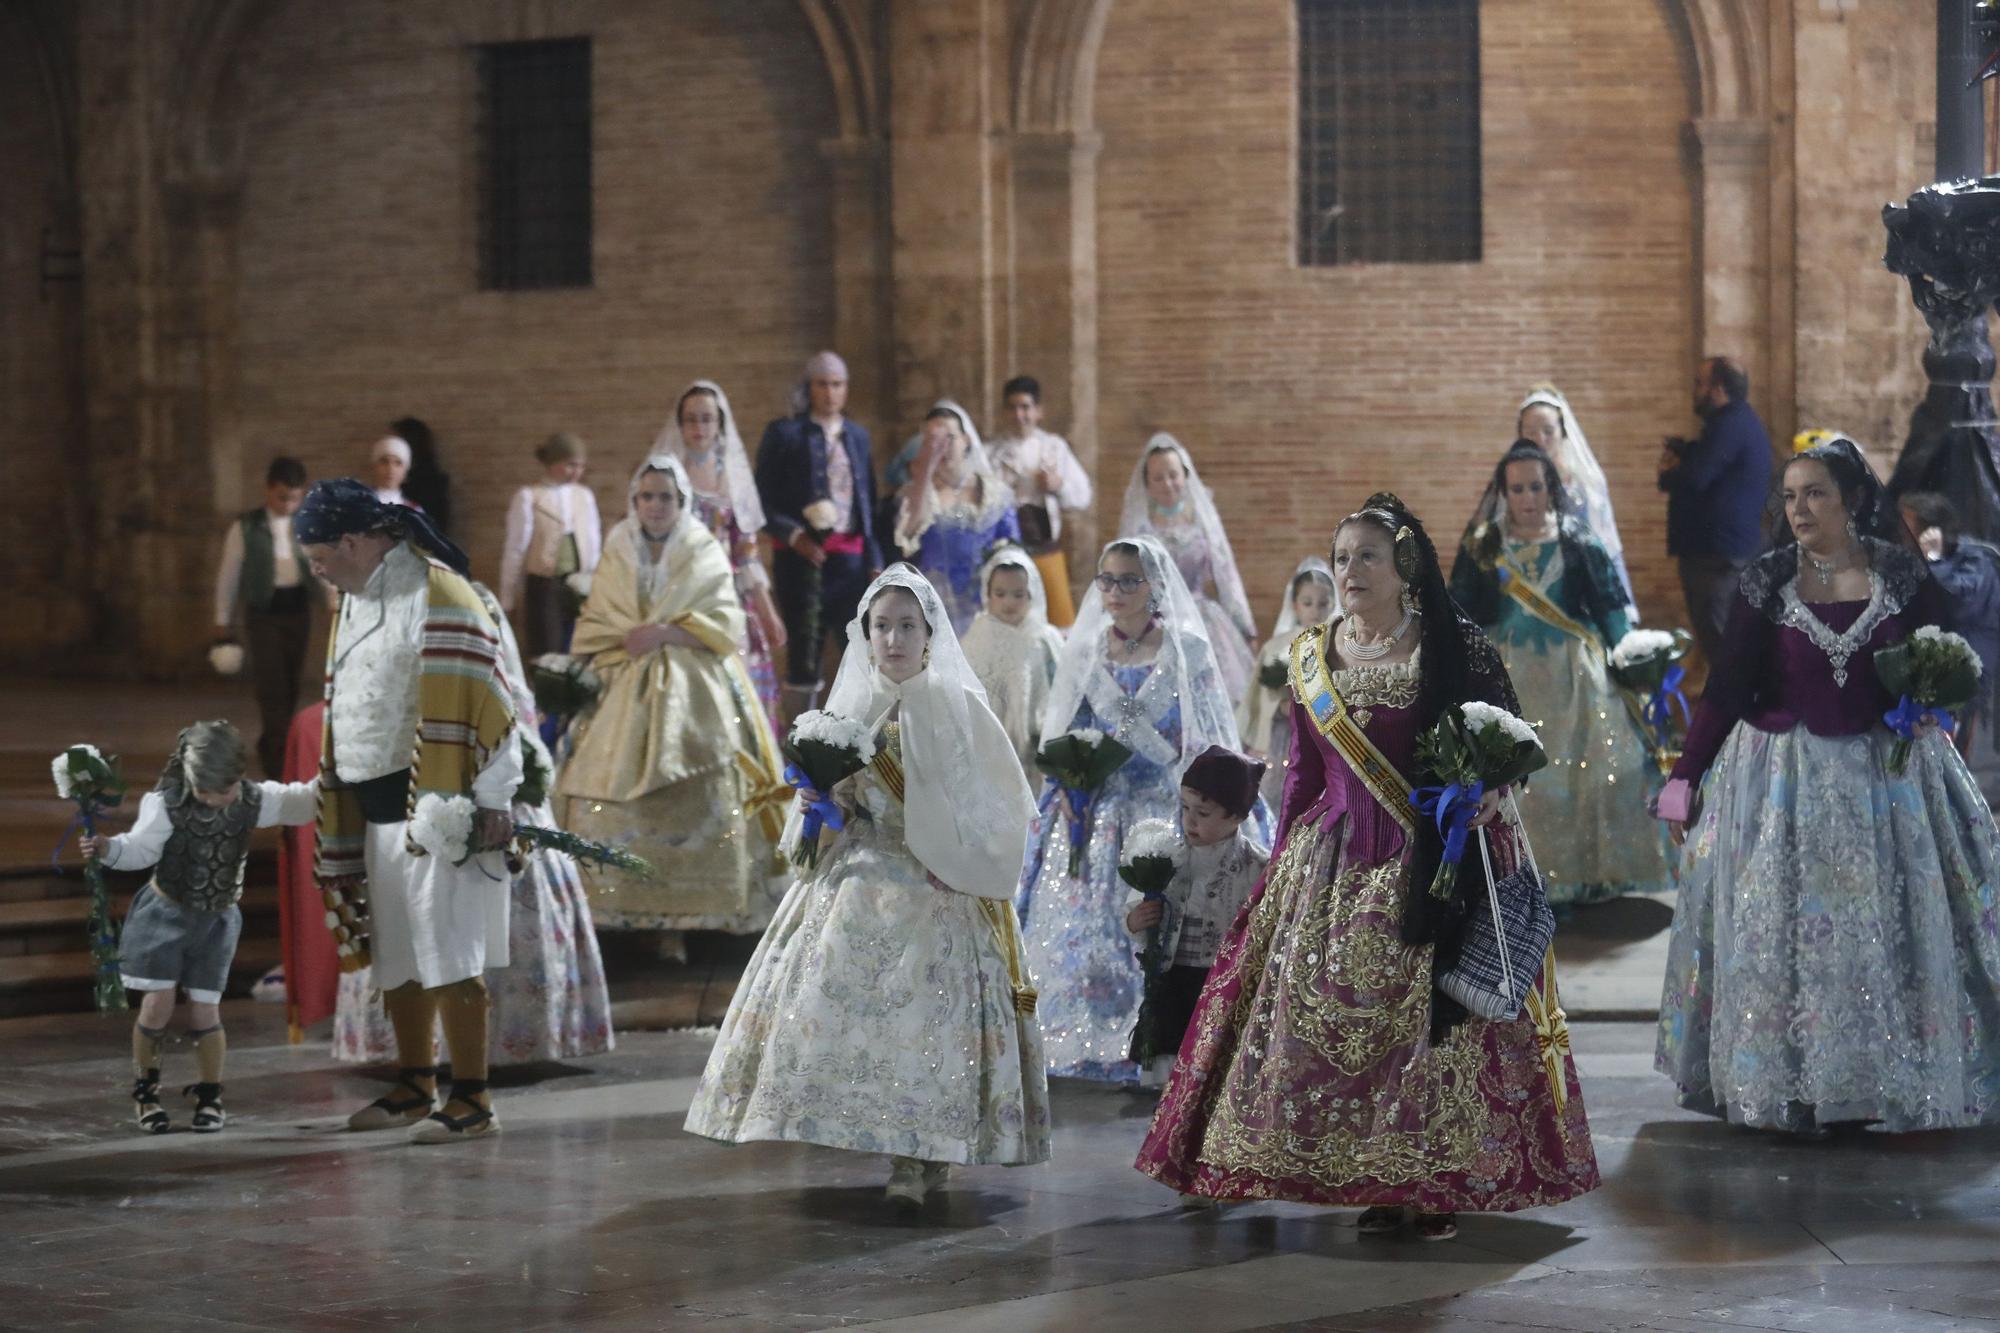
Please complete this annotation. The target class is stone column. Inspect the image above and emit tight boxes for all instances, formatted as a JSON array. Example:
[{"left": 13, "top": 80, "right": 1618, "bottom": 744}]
[
  {"left": 1688, "top": 117, "right": 1774, "bottom": 428},
  {"left": 886, "top": 0, "right": 999, "bottom": 434},
  {"left": 823, "top": 136, "right": 893, "bottom": 438},
  {"left": 76, "top": 0, "right": 172, "bottom": 666},
  {"left": 1008, "top": 128, "right": 1101, "bottom": 581},
  {"left": 77, "top": 2, "right": 246, "bottom": 673}
]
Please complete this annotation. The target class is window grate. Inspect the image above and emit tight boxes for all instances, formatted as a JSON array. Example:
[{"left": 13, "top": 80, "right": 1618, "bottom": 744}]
[
  {"left": 1297, "top": 0, "right": 1481, "bottom": 266},
  {"left": 477, "top": 37, "right": 593, "bottom": 291}
]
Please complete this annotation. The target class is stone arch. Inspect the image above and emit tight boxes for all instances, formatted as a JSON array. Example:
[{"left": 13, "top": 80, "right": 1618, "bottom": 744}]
[
  {"left": 1658, "top": 0, "right": 1786, "bottom": 434},
  {"left": 795, "top": 0, "right": 883, "bottom": 142},
  {"left": 163, "top": 0, "right": 281, "bottom": 185},
  {"left": 1012, "top": 0, "right": 1115, "bottom": 134},
  {"left": 1660, "top": 0, "right": 1771, "bottom": 122}
]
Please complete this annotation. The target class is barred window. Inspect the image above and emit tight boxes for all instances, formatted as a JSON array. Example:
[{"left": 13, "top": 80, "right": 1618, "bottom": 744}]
[
  {"left": 477, "top": 37, "right": 592, "bottom": 290},
  {"left": 1297, "top": 0, "right": 1481, "bottom": 266}
]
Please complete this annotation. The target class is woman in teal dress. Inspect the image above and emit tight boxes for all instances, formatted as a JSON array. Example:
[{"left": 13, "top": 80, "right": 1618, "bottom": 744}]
[{"left": 1450, "top": 440, "right": 1670, "bottom": 906}]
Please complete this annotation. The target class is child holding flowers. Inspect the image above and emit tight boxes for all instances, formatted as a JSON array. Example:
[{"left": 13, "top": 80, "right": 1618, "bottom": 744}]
[
  {"left": 78, "top": 722, "right": 318, "bottom": 1133},
  {"left": 1017, "top": 537, "right": 1267, "bottom": 1084},
  {"left": 1123, "top": 746, "right": 1269, "bottom": 1088}
]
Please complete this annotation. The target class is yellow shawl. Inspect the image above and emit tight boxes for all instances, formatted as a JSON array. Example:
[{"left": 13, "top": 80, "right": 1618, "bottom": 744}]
[
  {"left": 557, "top": 515, "right": 779, "bottom": 804},
  {"left": 316, "top": 555, "right": 517, "bottom": 971}
]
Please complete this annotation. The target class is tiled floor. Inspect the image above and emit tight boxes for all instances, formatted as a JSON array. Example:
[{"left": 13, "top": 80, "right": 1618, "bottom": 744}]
[{"left": 5, "top": 1007, "right": 1999, "bottom": 1332}]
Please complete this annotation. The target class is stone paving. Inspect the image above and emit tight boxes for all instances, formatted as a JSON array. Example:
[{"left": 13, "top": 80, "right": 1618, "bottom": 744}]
[{"left": 5, "top": 1003, "right": 1999, "bottom": 1332}]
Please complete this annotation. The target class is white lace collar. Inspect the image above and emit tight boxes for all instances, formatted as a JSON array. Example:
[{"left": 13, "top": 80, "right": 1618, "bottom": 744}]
[{"left": 1778, "top": 568, "right": 1886, "bottom": 688}]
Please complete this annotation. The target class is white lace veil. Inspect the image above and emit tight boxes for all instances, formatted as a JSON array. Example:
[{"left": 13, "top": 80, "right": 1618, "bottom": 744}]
[
  {"left": 819, "top": 564, "right": 1033, "bottom": 900},
  {"left": 650, "top": 378, "right": 764, "bottom": 534},
  {"left": 1117, "top": 433, "right": 1256, "bottom": 638},
  {"left": 977, "top": 543, "right": 1050, "bottom": 625},
  {"left": 928, "top": 398, "right": 997, "bottom": 483},
  {"left": 1518, "top": 385, "right": 1630, "bottom": 599},
  {"left": 605, "top": 454, "right": 695, "bottom": 604},
  {"left": 1040, "top": 535, "right": 1245, "bottom": 779},
  {"left": 1269, "top": 555, "right": 1336, "bottom": 640}
]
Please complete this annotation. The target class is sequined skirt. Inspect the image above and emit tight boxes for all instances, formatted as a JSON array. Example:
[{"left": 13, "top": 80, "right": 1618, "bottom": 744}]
[
  {"left": 1657, "top": 725, "right": 2000, "bottom": 1132},
  {"left": 685, "top": 822, "right": 1052, "bottom": 1165},
  {"left": 1500, "top": 631, "right": 1670, "bottom": 905},
  {"left": 1136, "top": 818, "right": 1600, "bottom": 1209}
]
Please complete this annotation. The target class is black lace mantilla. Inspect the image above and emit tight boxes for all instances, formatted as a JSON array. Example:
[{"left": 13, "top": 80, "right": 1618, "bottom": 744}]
[{"left": 1739, "top": 538, "right": 1924, "bottom": 623}]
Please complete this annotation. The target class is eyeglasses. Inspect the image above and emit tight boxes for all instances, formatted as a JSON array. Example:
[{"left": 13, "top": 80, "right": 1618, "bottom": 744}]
[{"left": 1093, "top": 574, "right": 1148, "bottom": 594}]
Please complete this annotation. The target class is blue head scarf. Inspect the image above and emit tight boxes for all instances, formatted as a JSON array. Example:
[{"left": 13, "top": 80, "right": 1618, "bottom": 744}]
[{"left": 294, "top": 478, "right": 471, "bottom": 575}]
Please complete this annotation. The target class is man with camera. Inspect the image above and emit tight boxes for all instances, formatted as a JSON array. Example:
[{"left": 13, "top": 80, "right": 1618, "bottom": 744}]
[{"left": 1658, "top": 356, "right": 1772, "bottom": 665}]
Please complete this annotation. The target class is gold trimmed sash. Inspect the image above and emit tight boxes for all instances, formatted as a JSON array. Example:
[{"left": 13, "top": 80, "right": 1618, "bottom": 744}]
[
  {"left": 1496, "top": 552, "right": 1603, "bottom": 668},
  {"left": 1289, "top": 624, "right": 1416, "bottom": 836},
  {"left": 978, "top": 899, "right": 1040, "bottom": 1016},
  {"left": 868, "top": 728, "right": 906, "bottom": 805},
  {"left": 1292, "top": 626, "right": 1575, "bottom": 1109}
]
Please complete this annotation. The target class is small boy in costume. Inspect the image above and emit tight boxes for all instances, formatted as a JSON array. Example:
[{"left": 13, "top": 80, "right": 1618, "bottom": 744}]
[
  {"left": 80, "top": 721, "right": 318, "bottom": 1133},
  {"left": 1124, "top": 745, "right": 1269, "bottom": 1085}
]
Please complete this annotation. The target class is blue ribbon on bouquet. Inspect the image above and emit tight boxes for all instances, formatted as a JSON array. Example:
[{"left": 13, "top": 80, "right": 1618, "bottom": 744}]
[
  {"left": 1642, "top": 664, "right": 1691, "bottom": 745},
  {"left": 1036, "top": 782, "right": 1093, "bottom": 848},
  {"left": 1883, "top": 694, "right": 1955, "bottom": 740},
  {"left": 1413, "top": 779, "right": 1484, "bottom": 867},
  {"left": 48, "top": 799, "right": 115, "bottom": 871},
  {"left": 785, "top": 762, "right": 847, "bottom": 846}
]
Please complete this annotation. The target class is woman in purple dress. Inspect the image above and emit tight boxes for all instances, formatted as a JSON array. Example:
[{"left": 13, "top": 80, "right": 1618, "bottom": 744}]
[
  {"left": 1137, "top": 494, "right": 1599, "bottom": 1238},
  {"left": 1655, "top": 436, "right": 2000, "bottom": 1135},
  {"left": 894, "top": 400, "right": 1021, "bottom": 636}
]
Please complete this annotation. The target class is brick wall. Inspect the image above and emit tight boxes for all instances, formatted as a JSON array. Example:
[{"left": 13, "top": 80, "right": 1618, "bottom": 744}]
[
  {"left": 231, "top": 0, "right": 835, "bottom": 591},
  {"left": 1092, "top": 0, "right": 1698, "bottom": 627}
]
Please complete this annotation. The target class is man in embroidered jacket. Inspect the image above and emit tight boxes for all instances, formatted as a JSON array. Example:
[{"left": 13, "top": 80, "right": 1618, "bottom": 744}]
[{"left": 297, "top": 479, "right": 522, "bottom": 1143}]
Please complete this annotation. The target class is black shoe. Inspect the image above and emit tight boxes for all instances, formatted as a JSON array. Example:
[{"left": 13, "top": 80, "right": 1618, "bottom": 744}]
[
  {"left": 132, "top": 1071, "right": 169, "bottom": 1134},
  {"left": 184, "top": 1082, "right": 226, "bottom": 1133}
]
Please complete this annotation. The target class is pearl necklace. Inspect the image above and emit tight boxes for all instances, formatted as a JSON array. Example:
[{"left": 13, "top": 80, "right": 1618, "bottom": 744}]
[{"left": 1341, "top": 610, "right": 1414, "bottom": 661}]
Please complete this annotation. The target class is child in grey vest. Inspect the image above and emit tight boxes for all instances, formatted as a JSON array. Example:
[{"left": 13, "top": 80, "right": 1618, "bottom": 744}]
[{"left": 81, "top": 721, "right": 316, "bottom": 1133}]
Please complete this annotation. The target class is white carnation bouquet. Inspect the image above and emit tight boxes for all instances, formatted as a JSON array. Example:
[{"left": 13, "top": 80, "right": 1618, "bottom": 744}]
[
  {"left": 409, "top": 793, "right": 652, "bottom": 877},
  {"left": 781, "top": 710, "right": 878, "bottom": 871},
  {"left": 52, "top": 743, "right": 129, "bottom": 1013},
  {"left": 530, "top": 653, "right": 603, "bottom": 722},
  {"left": 1411, "top": 702, "right": 1547, "bottom": 902},
  {"left": 1877, "top": 626, "right": 1984, "bottom": 774},
  {"left": 1119, "top": 817, "right": 1188, "bottom": 1066},
  {"left": 1607, "top": 627, "right": 1693, "bottom": 754}
]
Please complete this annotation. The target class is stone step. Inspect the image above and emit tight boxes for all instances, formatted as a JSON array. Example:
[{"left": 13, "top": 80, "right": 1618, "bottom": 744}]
[
  {"left": 0, "top": 941, "right": 283, "bottom": 1018},
  {"left": 0, "top": 847, "right": 279, "bottom": 904},
  {"left": 0, "top": 885, "right": 280, "bottom": 957}
]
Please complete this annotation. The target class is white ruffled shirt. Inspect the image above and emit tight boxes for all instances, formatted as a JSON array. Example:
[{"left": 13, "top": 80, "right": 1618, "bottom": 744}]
[
  {"left": 100, "top": 782, "right": 320, "bottom": 872},
  {"left": 498, "top": 480, "right": 603, "bottom": 612},
  {"left": 985, "top": 427, "right": 1091, "bottom": 541}
]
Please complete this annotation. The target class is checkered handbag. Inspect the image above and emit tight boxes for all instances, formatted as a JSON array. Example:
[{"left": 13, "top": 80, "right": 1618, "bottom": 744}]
[{"left": 1435, "top": 795, "right": 1554, "bottom": 1021}]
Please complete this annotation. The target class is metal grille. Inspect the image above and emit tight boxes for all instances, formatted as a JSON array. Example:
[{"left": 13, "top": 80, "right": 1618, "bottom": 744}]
[
  {"left": 1297, "top": 0, "right": 1481, "bottom": 266},
  {"left": 477, "top": 37, "right": 592, "bottom": 291}
]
